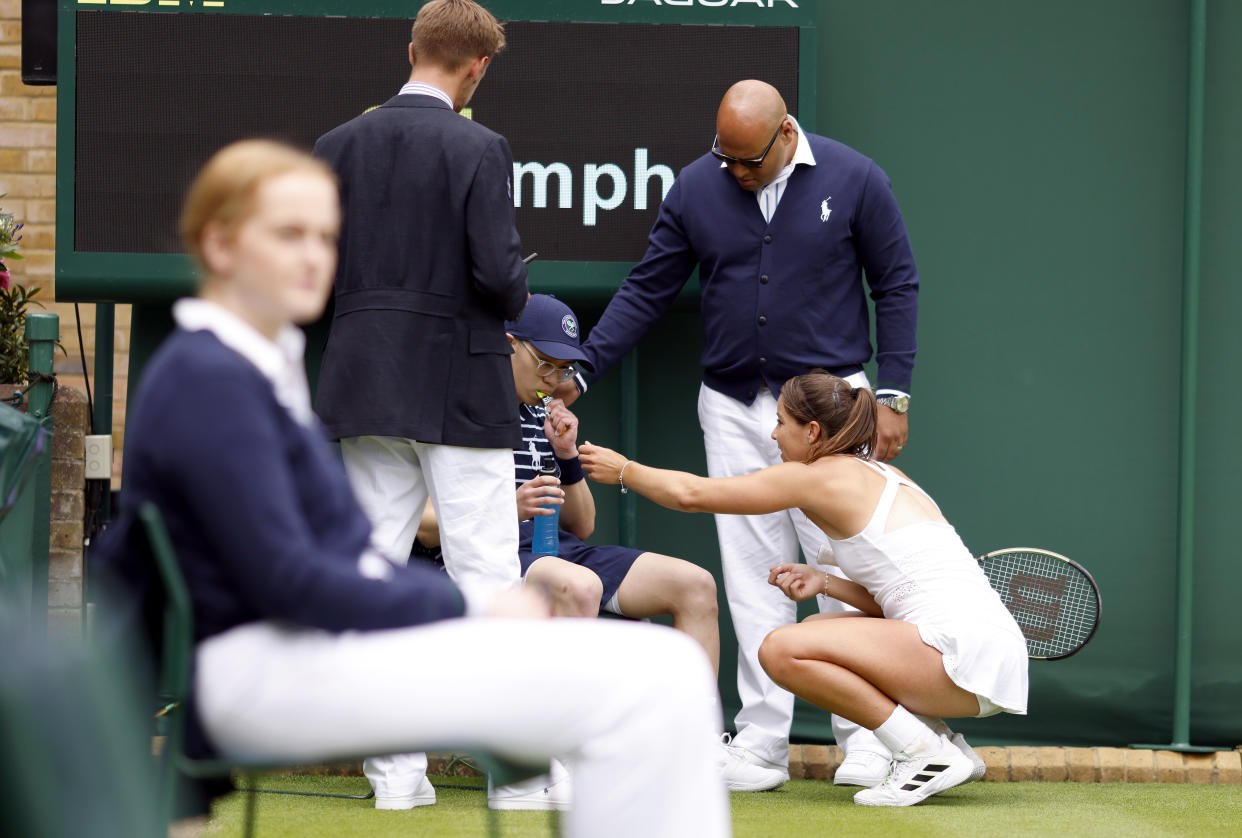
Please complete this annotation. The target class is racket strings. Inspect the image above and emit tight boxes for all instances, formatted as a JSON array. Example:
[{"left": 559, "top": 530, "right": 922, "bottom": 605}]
[{"left": 982, "top": 551, "right": 1099, "bottom": 658}]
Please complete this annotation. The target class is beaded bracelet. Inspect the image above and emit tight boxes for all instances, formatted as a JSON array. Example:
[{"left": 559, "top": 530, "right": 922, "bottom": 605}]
[{"left": 618, "top": 460, "right": 634, "bottom": 494}]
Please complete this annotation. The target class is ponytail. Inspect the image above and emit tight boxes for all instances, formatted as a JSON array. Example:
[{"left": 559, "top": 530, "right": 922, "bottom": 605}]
[{"left": 780, "top": 370, "right": 877, "bottom": 462}]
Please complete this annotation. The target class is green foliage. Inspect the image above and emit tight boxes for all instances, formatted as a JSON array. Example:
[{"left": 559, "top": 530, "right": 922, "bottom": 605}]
[
  {"left": 0, "top": 201, "right": 40, "bottom": 384},
  {"left": 0, "top": 282, "right": 47, "bottom": 383},
  {"left": 0, "top": 206, "right": 24, "bottom": 265}
]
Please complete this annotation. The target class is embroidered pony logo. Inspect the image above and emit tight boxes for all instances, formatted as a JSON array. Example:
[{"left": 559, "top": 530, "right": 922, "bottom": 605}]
[{"left": 820, "top": 197, "right": 832, "bottom": 223}]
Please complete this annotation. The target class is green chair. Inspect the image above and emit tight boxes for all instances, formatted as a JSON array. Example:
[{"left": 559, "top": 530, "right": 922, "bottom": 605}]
[
  {"left": 0, "top": 610, "right": 164, "bottom": 838},
  {"left": 0, "top": 400, "right": 50, "bottom": 626},
  {"left": 0, "top": 400, "right": 47, "bottom": 525},
  {"left": 135, "top": 501, "right": 558, "bottom": 837}
]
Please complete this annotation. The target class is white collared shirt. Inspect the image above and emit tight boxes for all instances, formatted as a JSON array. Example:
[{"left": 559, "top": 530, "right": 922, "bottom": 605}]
[
  {"left": 755, "top": 115, "right": 817, "bottom": 223},
  {"left": 720, "top": 115, "right": 818, "bottom": 223},
  {"left": 398, "top": 80, "right": 454, "bottom": 109},
  {"left": 172, "top": 298, "right": 315, "bottom": 428}
]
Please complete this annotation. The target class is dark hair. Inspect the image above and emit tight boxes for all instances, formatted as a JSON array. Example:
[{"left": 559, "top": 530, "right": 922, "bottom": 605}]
[
  {"left": 779, "top": 370, "right": 877, "bottom": 462},
  {"left": 411, "top": 0, "right": 506, "bottom": 72}
]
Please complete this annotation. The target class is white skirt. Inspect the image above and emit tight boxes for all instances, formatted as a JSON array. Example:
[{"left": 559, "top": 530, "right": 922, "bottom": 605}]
[{"left": 917, "top": 617, "right": 1029, "bottom": 716}]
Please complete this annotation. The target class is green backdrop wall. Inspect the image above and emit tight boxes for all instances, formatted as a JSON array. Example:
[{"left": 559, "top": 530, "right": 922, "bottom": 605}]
[
  {"left": 98, "top": 0, "right": 1240, "bottom": 748},
  {"left": 569, "top": 0, "right": 1241, "bottom": 748},
  {"left": 801, "top": 0, "right": 1242, "bottom": 748}
]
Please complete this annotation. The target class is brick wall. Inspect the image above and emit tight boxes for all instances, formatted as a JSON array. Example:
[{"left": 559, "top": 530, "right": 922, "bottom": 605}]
[
  {"left": 0, "top": 382, "right": 89, "bottom": 639},
  {"left": 2, "top": 8, "right": 127, "bottom": 634},
  {"left": 49, "top": 385, "right": 86, "bottom": 638},
  {"left": 0, "top": 3, "right": 131, "bottom": 486}
]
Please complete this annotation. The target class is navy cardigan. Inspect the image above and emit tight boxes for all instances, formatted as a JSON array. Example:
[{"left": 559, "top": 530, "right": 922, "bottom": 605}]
[
  {"left": 581, "top": 133, "right": 920, "bottom": 399},
  {"left": 102, "top": 329, "right": 466, "bottom": 644}
]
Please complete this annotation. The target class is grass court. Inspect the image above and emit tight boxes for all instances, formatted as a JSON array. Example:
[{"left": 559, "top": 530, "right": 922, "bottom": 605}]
[{"left": 199, "top": 773, "right": 1242, "bottom": 837}]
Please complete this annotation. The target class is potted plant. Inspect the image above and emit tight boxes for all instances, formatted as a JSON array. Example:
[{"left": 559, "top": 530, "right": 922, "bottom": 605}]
[{"left": 0, "top": 203, "right": 39, "bottom": 403}]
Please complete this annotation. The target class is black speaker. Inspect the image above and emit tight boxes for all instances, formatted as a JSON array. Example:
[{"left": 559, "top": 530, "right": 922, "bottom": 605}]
[{"left": 22, "top": 0, "right": 57, "bottom": 86}]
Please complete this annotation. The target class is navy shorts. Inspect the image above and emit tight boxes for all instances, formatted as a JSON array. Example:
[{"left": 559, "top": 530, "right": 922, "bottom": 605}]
[{"left": 518, "top": 520, "right": 642, "bottom": 611}]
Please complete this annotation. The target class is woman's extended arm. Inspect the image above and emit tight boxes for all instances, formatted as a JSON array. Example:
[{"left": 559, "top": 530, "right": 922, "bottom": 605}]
[{"left": 578, "top": 442, "right": 809, "bottom": 516}]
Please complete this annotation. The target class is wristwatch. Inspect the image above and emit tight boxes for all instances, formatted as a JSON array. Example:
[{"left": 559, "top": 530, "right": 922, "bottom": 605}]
[{"left": 876, "top": 393, "right": 910, "bottom": 414}]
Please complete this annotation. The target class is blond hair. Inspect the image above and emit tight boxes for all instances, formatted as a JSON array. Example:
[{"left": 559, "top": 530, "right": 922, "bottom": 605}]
[
  {"left": 180, "top": 139, "right": 336, "bottom": 269},
  {"left": 411, "top": 0, "right": 506, "bottom": 72}
]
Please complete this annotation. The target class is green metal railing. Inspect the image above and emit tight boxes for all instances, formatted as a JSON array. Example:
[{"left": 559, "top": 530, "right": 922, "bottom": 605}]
[{"left": 0, "top": 312, "right": 58, "bottom": 639}]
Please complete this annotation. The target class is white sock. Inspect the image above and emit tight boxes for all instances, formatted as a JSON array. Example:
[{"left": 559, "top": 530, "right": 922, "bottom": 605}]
[{"left": 873, "top": 705, "right": 939, "bottom": 758}]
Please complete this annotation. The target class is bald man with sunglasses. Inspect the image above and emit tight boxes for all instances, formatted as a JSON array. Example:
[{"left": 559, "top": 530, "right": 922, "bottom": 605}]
[{"left": 559, "top": 80, "right": 922, "bottom": 792}]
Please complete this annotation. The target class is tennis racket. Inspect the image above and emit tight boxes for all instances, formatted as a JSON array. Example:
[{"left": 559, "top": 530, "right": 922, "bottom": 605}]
[{"left": 977, "top": 548, "right": 1101, "bottom": 660}]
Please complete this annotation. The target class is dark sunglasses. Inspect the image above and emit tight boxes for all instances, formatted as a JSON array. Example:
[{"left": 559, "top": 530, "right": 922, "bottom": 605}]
[{"left": 710, "top": 119, "right": 786, "bottom": 168}]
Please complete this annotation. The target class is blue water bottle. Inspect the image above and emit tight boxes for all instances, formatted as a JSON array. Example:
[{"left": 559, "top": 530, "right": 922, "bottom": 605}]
[{"left": 531, "top": 457, "right": 560, "bottom": 557}]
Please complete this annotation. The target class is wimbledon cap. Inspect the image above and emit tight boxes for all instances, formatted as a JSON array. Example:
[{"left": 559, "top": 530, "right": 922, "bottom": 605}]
[{"left": 506, "top": 294, "right": 586, "bottom": 363}]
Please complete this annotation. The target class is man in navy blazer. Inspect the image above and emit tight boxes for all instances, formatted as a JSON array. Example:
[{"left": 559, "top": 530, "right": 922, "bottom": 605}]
[{"left": 312, "top": 0, "right": 532, "bottom": 811}]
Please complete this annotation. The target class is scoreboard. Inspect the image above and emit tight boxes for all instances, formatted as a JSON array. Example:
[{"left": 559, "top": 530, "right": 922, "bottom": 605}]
[{"left": 56, "top": 0, "right": 815, "bottom": 301}]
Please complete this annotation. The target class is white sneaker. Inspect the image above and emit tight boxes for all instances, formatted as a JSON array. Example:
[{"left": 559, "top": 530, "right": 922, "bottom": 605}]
[
  {"left": 375, "top": 776, "right": 436, "bottom": 810},
  {"left": 717, "top": 734, "right": 789, "bottom": 792},
  {"left": 950, "top": 732, "right": 987, "bottom": 783},
  {"left": 487, "top": 760, "right": 572, "bottom": 811},
  {"left": 853, "top": 734, "right": 974, "bottom": 807},
  {"left": 924, "top": 718, "right": 987, "bottom": 784},
  {"left": 832, "top": 750, "right": 891, "bottom": 788}
]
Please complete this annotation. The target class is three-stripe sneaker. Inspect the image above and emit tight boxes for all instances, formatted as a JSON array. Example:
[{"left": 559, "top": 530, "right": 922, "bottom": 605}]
[
  {"left": 950, "top": 731, "right": 988, "bottom": 783},
  {"left": 853, "top": 734, "right": 974, "bottom": 807},
  {"left": 925, "top": 718, "right": 988, "bottom": 783}
]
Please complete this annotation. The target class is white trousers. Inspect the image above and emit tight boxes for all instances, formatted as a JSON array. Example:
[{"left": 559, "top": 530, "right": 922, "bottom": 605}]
[
  {"left": 196, "top": 619, "right": 730, "bottom": 838},
  {"left": 341, "top": 435, "right": 520, "bottom": 593},
  {"left": 340, "top": 435, "right": 521, "bottom": 793},
  {"left": 698, "top": 382, "right": 887, "bottom": 767}
]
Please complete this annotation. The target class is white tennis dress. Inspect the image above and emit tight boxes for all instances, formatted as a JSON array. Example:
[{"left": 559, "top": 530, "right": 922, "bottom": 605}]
[{"left": 825, "top": 459, "right": 1029, "bottom": 715}]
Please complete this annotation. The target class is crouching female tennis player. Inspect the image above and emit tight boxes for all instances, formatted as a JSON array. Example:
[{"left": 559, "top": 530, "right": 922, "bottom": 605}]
[{"left": 579, "top": 371, "right": 1028, "bottom": 807}]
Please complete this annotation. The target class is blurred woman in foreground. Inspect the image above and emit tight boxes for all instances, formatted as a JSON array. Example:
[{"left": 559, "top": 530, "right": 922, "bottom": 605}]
[{"left": 96, "top": 139, "right": 729, "bottom": 837}]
